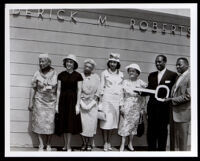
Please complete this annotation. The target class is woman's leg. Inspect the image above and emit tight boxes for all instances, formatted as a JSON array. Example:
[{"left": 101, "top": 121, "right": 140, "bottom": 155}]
[
  {"left": 102, "top": 129, "right": 108, "bottom": 151},
  {"left": 128, "top": 134, "right": 134, "bottom": 151},
  {"left": 86, "top": 137, "right": 92, "bottom": 151},
  {"left": 38, "top": 134, "right": 44, "bottom": 151},
  {"left": 81, "top": 135, "right": 87, "bottom": 150},
  {"left": 63, "top": 133, "right": 68, "bottom": 150},
  {"left": 102, "top": 129, "right": 107, "bottom": 144},
  {"left": 46, "top": 134, "right": 52, "bottom": 151},
  {"left": 46, "top": 134, "right": 52, "bottom": 146},
  {"left": 107, "top": 130, "right": 113, "bottom": 150},
  {"left": 66, "top": 133, "right": 72, "bottom": 151},
  {"left": 91, "top": 136, "right": 95, "bottom": 148},
  {"left": 120, "top": 136, "right": 126, "bottom": 151}
]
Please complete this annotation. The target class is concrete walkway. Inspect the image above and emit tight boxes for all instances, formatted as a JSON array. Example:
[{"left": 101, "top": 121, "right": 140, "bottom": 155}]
[{"left": 11, "top": 146, "right": 148, "bottom": 152}]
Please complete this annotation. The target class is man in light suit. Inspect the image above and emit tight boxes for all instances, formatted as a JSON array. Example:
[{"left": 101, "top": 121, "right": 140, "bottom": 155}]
[
  {"left": 164, "top": 57, "right": 190, "bottom": 151},
  {"left": 143, "top": 55, "right": 178, "bottom": 151}
]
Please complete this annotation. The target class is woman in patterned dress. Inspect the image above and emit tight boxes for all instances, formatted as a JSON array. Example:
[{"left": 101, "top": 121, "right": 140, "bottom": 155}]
[
  {"left": 55, "top": 54, "right": 83, "bottom": 151},
  {"left": 118, "top": 64, "right": 147, "bottom": 151},
  {"left": 80, "top": 59, "right": 100, "bottom": 151},
  {"left": 99, "top": 53, "right": 124, "bottom": 151},
  {"left": 28, "top": 54, "right": 57, "bottom": 151}
]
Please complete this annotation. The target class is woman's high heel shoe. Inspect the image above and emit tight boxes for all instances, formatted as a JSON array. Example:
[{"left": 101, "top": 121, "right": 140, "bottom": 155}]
[
  {"left": 119, "top": 145, "right": 124, "bottom": 151},
  {"left": 86, "top": 145, "right": 92, "bottom": 151},
  {"left": 67, "top": 148, "right": 72, "bottom": 152},
  {"left": 127, "top": 144, "right": 134, "bottom": 151},
  {"left": 38, "top": 144, "right": 44, "bottom": 151},
  {"left": 62, "top": 147, "right": 67, "bottom": 151},
  {"left": 46, "top": 145, "right": 51, "bottom": 151},
  {"left": 103, "top": 143, "right": 108, "bottom": 151},
  {"left": 107, "top": 143, "right": 112, "bottom": 151},
  {"left": 81, "top": 144, "right": 87, "bottom": 151}
]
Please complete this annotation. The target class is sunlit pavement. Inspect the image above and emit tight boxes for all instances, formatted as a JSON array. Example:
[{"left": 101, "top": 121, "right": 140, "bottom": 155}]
[{"left": 11, "top": 146, "right": 149, "bottom": 152}]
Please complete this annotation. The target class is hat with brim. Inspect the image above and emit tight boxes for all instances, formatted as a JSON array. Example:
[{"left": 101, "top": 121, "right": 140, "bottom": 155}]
[
  {"left": 84, "top": 58, "right": 97, "bottom": 67},
  {"left": 108, "top": 52, "right": 120, "bottom": 63},
  {"left": 63, "top": 54, "right": 78, "bottom": 69},
  {"left": 125, "top": 63, "right": 141, "bottom": 74},
  {"left": 39, "top": 53, "right": 49, "bottom": 59}
]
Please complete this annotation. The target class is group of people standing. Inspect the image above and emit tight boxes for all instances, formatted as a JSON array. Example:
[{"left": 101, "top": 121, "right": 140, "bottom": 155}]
[{"left": 28, "top": 52, "right": 190, "bottom": 152}]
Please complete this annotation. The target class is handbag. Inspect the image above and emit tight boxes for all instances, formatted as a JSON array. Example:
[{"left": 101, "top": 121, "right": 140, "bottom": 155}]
[
  {"left": 97, "top": 102, "right": 106, "bottom": 121},
  {"left": 136, "top": 114, "right": 145, "bottom": 137},
  {"left": 54, "top": 113, "right": 61, "bottom": 136}
]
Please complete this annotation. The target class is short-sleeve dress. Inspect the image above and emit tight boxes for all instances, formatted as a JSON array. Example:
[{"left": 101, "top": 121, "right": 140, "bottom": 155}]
[
  {"left": 31, "top": 68, "right": 57, "bottom": 134},
  {"left": 57, "top": 71, "right": 83, "bottom": 134},
  {"left": 118, "top": 79, "right": 147, "bottom": 137}
]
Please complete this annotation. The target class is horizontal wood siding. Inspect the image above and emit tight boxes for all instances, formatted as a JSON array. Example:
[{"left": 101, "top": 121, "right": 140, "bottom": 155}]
[{"left": 9, "top": 9, "right": 190, "bottom": 149}]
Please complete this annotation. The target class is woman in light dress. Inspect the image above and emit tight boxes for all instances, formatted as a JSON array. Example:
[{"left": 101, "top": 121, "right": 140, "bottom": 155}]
[
  {"left": 28, "top": 54, "right": 57, "bottom": 151},
  {"left": 118, "top": 64, "right": 147, "bottom": 151},
  {"left": 99, "top": 53, "right": 124, "bottom": 151},
  {"left": 80, "top": 59, "right": 100, "bottom": 151}
]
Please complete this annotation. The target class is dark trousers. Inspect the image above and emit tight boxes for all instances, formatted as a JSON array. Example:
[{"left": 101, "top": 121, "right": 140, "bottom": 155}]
[{"left": 147, "top": 106, "right": 169, "bottom": 151}]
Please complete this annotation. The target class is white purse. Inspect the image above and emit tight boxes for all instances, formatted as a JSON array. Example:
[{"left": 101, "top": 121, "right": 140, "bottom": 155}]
[{"left": 97, "top": 102, "right": 106, "bottom": 121}]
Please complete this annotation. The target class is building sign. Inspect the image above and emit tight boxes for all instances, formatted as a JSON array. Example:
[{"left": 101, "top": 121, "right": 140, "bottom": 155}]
[{"left": 11, "top": 9, "right": 190, "bottom": 37}]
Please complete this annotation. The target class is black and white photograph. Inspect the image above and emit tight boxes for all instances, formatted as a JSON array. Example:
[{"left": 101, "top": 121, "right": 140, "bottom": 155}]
[{"left": 4, "top": 3, "right": 197, "bottom": 157}]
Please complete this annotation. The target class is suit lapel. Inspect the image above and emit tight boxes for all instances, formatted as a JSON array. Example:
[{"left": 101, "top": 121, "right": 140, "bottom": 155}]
[
  {"left": 171, "top": 75, "right": 179, "bottom": 97},
  {"left": 172, "top": 70, "right": 190, "bottom": 95},
  {"left": 175, "top": 71, "right": 189, "bottom": 91}
]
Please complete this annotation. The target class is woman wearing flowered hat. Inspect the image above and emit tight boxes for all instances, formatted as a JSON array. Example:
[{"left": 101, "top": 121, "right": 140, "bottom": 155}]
[
  {"left": 55, "top": 54, "right": 83, "bottom": 151},
  {"left": 28, "top": 54, "right": 58, "bottom": 151},
  {"left": 99, "top": 53, "right": 124, "bottom": 151},
  {"left": 79, "top": 58, "right": 100, "bottom": 151},
  {"left": 118, "top": 63, "right": 147, "bottom": 151}
]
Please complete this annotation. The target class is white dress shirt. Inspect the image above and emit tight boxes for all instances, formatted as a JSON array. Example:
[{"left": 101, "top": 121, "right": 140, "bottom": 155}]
[{"left": 157, "top": 68, "right": 167, "bottom": 84}]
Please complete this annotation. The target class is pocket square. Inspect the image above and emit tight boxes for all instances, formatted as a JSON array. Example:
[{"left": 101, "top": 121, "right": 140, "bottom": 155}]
[{"left": 165, "top": 80, "right": 171, "bottom": 83}]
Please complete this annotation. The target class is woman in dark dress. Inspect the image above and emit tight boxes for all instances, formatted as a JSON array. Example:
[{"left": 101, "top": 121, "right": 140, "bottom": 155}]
[{"left": 56, "top": 54, "right": 83, "bottom": 151}]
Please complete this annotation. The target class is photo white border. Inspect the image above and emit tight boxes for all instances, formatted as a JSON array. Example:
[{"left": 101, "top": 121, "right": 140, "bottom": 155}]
[{"left": 5, "top": 3, "right": 198, "bottom": 157}]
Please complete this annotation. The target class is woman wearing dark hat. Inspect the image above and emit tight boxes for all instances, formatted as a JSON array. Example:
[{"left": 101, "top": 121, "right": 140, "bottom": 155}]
[
  {"left": 56, "top": 54, "right": 83, "bottom": 151},
  {"left": 118, "top": 63, "right": 147, "bottom": 151},
  {"left": 99, "top": 53, "right": 124, "bottom": 151},
  {"left": 28, "top": 54, "right": 58, "bottom": 151}
]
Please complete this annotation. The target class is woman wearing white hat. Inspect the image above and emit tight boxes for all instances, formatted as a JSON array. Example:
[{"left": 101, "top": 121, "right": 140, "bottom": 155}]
[
  {"left": 28, "top": 54, "right": 58, "bottom": 151},
  {"left": 56, "top": 54, "right": 83, "bottom": 151},
  {"left": 79, "top": 59, "right": 100, "bottom": 151},
  {"left": 118, "top": 63, "right": 147, "bottom": 151},
  {"left": 99, "top": 53, "right": 124, "bottom": 151}
]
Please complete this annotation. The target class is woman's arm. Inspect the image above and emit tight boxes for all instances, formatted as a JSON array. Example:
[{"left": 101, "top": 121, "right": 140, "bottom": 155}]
[
  {"left": 99, "top": 71, "right": 105, "bottom": 101},
  {"left": 94, "top": 74, "right": 101, "bottom": 101},
  {"left": 55, "top": 80, "right": 61, "bottom": 113},
  {"left": 76, "top": 81, "right": 83, "bottom": 115},
  {"left": 28, "top": 72, "right": 37, "bottom": 111},
  {"left": 28, "top": 87, "right": 36, "bottom": 111},
  {"left": 119, "top": 80, "right": 125, "bottom": 118}
]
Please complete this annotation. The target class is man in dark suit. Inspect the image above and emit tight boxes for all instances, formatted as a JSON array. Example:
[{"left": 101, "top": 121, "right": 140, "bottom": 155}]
[
  {"left": 164, "top": 57, "right": 190, "bottom": 151},
  {"left": 144, "top": 55, "right": 178, "bottom": 151}
]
